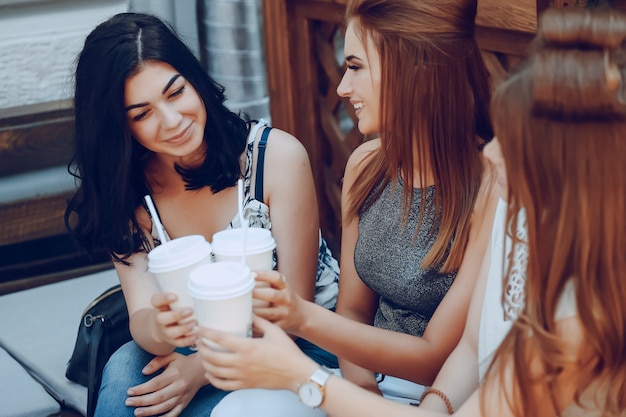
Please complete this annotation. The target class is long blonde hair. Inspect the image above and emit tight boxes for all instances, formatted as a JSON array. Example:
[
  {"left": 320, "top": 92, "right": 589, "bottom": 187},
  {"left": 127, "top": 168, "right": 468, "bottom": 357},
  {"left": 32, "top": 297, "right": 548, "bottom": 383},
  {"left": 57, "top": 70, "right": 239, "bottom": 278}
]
[
  {"left": 344, "top": 0, "right": 492, "bottom": 273},
  {"left": 485, "top": 8, "right": 626, "bottom": 416}
]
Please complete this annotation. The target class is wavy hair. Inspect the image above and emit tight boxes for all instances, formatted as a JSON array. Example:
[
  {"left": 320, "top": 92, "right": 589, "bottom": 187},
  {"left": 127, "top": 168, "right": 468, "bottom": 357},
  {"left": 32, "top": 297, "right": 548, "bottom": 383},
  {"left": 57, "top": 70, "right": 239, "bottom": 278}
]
[
  {"left": 484, "top": 8, "right": 626, "bottom": 416},
  {"left": 64, "top": 13, "right": 249, "bottom": 261},
  {"left": 344, "top": 0, "right": 493, "bottom": 273}
]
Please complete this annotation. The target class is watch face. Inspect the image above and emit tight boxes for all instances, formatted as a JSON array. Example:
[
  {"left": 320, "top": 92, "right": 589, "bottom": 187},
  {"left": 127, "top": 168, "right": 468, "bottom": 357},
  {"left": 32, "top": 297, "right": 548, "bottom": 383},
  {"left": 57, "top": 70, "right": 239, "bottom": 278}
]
[{"left": 298, "top": 382, "right": 323, "bottom": 407}]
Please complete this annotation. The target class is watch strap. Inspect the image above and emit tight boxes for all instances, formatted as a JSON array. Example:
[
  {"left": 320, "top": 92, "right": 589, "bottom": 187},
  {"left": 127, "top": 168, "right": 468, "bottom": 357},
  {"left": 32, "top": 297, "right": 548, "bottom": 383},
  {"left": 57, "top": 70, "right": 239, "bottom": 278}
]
[{"left": 309, "top": 366, "right": 333, "bottom": 387}]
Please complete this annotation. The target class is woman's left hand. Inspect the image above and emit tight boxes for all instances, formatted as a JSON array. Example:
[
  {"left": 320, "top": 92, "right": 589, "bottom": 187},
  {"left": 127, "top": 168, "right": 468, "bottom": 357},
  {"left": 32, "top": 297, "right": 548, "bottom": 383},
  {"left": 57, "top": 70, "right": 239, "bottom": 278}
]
[
  {"left": 197, "top": 315, "right": 317, "bottom": 392},
  {"left": 124, "top": 352, "right": 208, "bottom": 417},
  {"left": 150, "top": 292, "right": 198, "bottom": 348},
  {"left": 252, "top": 270, "right": 308, "bottom": 336}
]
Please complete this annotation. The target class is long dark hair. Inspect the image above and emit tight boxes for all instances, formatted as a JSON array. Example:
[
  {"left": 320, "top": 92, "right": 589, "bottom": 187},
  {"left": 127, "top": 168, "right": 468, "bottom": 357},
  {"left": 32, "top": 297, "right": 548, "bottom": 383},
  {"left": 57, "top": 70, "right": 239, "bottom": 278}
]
[{"left": 65, "top": 13, "right": 249, "bottom": 261}]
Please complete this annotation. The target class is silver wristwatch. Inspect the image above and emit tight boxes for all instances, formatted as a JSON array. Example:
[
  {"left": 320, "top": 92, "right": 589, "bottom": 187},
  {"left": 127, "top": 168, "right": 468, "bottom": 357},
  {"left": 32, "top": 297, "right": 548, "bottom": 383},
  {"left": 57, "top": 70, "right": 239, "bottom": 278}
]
[{"left": 297, "top": 366, "right": 333, "bottom": 408}]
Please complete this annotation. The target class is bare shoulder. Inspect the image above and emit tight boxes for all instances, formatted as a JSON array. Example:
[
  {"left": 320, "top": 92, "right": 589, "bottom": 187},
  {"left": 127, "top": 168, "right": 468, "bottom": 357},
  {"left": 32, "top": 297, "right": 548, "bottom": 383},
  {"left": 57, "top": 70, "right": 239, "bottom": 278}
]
[
  {"left": 474, "top": 156, "right": 506, "bottom": 218},
  {"left": 461, "top": 158, "right": 505, "bottom": 251},
  {"left": 263, "top": 127, "right": 310, "bottom": 164},
  {"left": 345, "top": 138, "right": 381, "bottom": 176},
  {"left": 134, "top": 204, "right": 155, "bottom": 246},
  {"left": 260, "top": 128, "right": 314, "bottom": 202}
]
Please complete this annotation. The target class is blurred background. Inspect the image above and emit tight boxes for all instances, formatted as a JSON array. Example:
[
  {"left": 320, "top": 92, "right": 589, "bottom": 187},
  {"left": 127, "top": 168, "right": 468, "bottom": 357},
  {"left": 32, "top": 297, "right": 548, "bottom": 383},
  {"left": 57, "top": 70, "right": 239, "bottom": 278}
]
[
  {"left": 0, "top": 0, "right": 272, "bottom": 292},
  {"left": 1, "top": 0, "right": 623, "bottom": 294}
]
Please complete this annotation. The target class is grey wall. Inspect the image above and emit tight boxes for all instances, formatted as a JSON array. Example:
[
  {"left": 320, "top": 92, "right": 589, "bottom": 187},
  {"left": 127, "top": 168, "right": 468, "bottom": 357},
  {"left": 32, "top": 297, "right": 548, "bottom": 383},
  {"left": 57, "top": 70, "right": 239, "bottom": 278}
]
[
  {"left": 0, "top": 0, "right": 129, "bottom": 112},
  {"left": 197, "top": 0, "right": 270, "bottom": 120},
  {"left": 129, "top": 0, "right": 200, "bottom": 57},
  {"left": 0, "top": 0, "right": 269, "bottom": 122}
]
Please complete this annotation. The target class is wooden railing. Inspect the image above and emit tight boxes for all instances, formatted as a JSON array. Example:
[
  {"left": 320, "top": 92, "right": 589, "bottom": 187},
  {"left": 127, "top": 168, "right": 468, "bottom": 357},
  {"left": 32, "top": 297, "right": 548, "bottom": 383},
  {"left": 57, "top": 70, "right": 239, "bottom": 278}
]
[
  {"left": 0, "top": 101, "right": 111, "bottom": 289},
  {"left": 262, "top": 0, "right": 549, "bottom": 254},
  {"left": 0, "top": 101, "right": 75, "bottom": 245}
]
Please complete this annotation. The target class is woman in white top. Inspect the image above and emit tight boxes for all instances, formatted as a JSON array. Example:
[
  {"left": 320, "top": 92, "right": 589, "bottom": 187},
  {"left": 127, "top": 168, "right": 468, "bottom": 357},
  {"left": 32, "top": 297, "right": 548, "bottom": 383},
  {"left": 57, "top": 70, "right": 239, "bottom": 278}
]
[{"left": 65, "top": 13, "right": 339, "bottom": 417}]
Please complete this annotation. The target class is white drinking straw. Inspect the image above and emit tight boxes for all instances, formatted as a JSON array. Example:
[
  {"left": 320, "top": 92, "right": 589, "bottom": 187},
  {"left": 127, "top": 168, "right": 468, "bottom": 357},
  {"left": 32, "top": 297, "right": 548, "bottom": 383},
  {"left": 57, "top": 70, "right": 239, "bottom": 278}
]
[
  {"left": 237, "top": 179, "right": 248, "bottom": 265},
  {"left": 144, "top": 195, "right": 169, "bottom": 243}
]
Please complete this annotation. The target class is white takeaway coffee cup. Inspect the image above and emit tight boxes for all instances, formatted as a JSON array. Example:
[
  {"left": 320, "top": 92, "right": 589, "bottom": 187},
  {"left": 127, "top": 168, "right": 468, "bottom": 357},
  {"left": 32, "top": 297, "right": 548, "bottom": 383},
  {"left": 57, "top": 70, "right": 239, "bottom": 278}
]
[
  {"left": 211, "top": 228, "right": 276, "bottom": 307},
  {"left": 211, "top": 228, "right": 276, "bottom": 269},
  {"left": 147, "top": 235, "right": 212, "bottom": 313},
  {"left": 187, "top": 262, "right": 255, "bottom": 351}
]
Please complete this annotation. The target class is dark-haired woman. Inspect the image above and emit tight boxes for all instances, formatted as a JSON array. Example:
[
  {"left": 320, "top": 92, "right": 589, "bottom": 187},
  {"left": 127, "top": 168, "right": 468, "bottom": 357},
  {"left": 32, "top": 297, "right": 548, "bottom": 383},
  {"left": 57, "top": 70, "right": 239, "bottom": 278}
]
[{"left": 65, "top": 12, "right": 339, "bottom": 417}]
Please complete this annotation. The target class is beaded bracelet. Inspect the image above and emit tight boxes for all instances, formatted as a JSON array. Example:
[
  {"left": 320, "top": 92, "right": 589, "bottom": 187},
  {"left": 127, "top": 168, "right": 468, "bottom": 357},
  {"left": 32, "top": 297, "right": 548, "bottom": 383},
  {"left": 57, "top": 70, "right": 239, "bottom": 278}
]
[{"left": 419, "top": 387, "right": 454, "bottom": 415}]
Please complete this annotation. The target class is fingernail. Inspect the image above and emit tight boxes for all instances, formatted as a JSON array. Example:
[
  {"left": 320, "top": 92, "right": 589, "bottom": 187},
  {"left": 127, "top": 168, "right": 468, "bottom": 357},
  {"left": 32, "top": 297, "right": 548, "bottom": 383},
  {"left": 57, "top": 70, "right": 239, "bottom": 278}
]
[
  {"left": 125, "top": 398, "right": 134, "bottom": 406},
  {"left": 142, "top": 364, "right": 152, "bottom": 373},
  {"left": 127, "top": 389, "right": 135, "bottom": 396}
]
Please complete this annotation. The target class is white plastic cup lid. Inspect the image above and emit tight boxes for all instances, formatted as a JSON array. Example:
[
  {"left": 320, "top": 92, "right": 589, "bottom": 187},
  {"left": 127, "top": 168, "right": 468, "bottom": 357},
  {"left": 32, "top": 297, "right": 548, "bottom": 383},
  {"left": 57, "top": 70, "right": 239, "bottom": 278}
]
[
  {"left": 187, "top": 262, "right": 254, "bottom": 300},
  {"left": 211, "top": 228, "right": 276, "bottom": 256},
  {"left": 148, "top": 235, "right": 212, "bottom": 273}
]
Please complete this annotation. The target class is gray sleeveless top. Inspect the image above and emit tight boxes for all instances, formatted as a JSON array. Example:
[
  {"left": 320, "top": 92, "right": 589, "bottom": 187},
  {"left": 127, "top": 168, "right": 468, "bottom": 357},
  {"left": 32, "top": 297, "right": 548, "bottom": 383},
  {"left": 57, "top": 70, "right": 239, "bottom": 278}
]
[{"left": 354, "top": 180, "right": 456, "bottom": 337}]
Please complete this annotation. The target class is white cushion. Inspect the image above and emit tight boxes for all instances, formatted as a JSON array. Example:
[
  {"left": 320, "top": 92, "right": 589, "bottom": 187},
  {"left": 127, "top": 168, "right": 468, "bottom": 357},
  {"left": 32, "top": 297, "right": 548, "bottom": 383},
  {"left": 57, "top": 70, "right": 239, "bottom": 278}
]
[
  {"left": 0, "top": 347, "right": 60, "bottom": 417},
  {"left": 0, "top": 268, "right": 119, "bottom": 415}
]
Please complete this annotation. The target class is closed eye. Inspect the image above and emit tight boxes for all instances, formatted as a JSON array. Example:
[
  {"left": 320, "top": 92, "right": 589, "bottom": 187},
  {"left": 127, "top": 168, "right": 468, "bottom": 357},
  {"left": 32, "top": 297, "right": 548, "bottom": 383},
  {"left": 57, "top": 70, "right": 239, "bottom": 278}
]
[
  {"left": 132, "top": 109, "right": 150, "bottom": 122},
  {"left": 169, "top": 85, "right": 185, "bottom": 99}
]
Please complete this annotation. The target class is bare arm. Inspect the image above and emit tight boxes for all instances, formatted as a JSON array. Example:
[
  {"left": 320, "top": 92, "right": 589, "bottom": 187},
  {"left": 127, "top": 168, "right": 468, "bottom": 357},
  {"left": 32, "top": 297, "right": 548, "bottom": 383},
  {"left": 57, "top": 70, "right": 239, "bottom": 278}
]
[
  {"left": 304, "top": 141, "right": 496, "bottom": 385},
  {"left": 116, "top": 212, "right": 196, "bottom": 355},
  {"left": 261, "top": 128, "right": 319, "bottom": 303},
  {"left": 116, "top": 252, "right": 186, "bottom": 355},
  {"left": 422, "top": 174, "right": 506, "bottom": 412},
  {"left": 420, "top": 236, "right": 490, "bottom": 412},
  {"left": 199, "top": 237, "right": 588, "bottom": 417},
  {"left": 198, "top": 317, "right": 449, "bottom": 417},
  {"left": 198, "top": 317, "right": 496, "bottom": 417},
  {"left": 334, "top": 140, "right": 387, "bottom": 390},
  {"left": 334, "top": 140, "right": 380, "bottom": 386}
]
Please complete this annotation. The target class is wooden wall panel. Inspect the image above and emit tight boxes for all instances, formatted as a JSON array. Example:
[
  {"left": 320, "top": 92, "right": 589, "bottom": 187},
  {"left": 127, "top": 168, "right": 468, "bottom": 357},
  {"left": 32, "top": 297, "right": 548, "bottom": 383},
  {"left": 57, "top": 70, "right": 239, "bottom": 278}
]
[
  {"left": 0, "top": 192, "right": 72, "bottom": 247},
  {"left": 478, "top": 0, "right": 537, "bottom": 32},
  {"left": 262, "top": 0, "right": 547, "bottom": 254},
  {"left": 0, "top": 100, "right": 74, "bottom": 177}
]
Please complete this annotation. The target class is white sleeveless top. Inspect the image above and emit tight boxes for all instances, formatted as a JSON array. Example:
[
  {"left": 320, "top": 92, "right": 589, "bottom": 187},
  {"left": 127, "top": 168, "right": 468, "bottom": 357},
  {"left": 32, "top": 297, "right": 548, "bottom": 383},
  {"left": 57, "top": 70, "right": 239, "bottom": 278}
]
[
  {"left": 149, "top": 120, "right": 339, "bottom": 309},
  {"left": 477, "top": 202, "right": 609, "bottom": 416},
  {"left": 478, "top": 199, "right": 528, "bottom": 381}
]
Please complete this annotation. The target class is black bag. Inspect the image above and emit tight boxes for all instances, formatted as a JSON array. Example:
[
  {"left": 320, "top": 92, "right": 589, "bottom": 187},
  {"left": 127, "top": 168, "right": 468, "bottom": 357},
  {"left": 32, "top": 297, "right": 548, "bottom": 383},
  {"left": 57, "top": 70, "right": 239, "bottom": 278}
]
[{"left": 66, "top": 284, "right": 132, "bottom": 417}]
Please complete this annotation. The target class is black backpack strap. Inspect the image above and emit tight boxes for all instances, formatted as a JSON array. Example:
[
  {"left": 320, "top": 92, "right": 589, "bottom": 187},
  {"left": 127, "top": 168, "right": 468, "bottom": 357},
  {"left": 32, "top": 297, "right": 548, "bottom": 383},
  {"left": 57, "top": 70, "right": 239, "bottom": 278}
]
[
  {"left": 86, "top": 320, "right": 104, "bottom": 417},
  {"left": 255, "top": 127, "right": 272, "bottom": 203}
]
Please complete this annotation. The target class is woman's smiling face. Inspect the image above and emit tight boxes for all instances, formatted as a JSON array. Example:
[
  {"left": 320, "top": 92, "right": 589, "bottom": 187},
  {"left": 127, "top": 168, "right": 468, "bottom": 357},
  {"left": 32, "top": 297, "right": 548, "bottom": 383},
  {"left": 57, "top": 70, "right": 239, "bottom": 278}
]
[
  {"left": 337, "top": 20, "right": 382, "bottom": 136},
  {"left": 124, "top": 60, "right": 207, "bottom": 164}
]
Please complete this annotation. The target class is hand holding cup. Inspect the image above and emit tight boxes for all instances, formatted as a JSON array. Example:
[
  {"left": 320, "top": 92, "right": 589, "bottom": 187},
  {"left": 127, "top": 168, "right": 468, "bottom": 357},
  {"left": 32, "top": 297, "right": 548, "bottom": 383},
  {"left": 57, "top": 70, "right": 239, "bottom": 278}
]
[
  {"left": 148, "top": 235, "right": 212, "bottom": 348},
  {"left": 211, "top": 228, "right": 276, "bottom": 308},
  {"left": 150, "top": 292, "right": 198, "bottom": 348},
  {"left": 188, "top": 262, "right": 255, "bottom": 352},
  {"left": 251, "top": 270, "right": 308, "bottom": 336},
  {"left": 197, "top": 316, "right": 317, "bottom": 392}
]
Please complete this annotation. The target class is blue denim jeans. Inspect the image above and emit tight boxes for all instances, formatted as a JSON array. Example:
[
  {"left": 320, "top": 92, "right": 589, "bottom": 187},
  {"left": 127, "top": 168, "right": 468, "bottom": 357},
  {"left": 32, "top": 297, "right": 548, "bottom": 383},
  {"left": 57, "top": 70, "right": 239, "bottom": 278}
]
[{"left": 94, "top": 341, "right": 229, "bottom": 417}]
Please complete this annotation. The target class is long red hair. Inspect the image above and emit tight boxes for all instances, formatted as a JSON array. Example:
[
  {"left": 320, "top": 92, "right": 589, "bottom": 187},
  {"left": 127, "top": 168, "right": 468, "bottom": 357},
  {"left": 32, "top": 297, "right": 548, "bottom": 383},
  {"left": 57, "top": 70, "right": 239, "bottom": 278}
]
[
  {"left": 344, "top": 0, "right": 492, "bottom": 272},
  {"left": 485, "top": 8, "right": 626, "bottom": 416}
]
